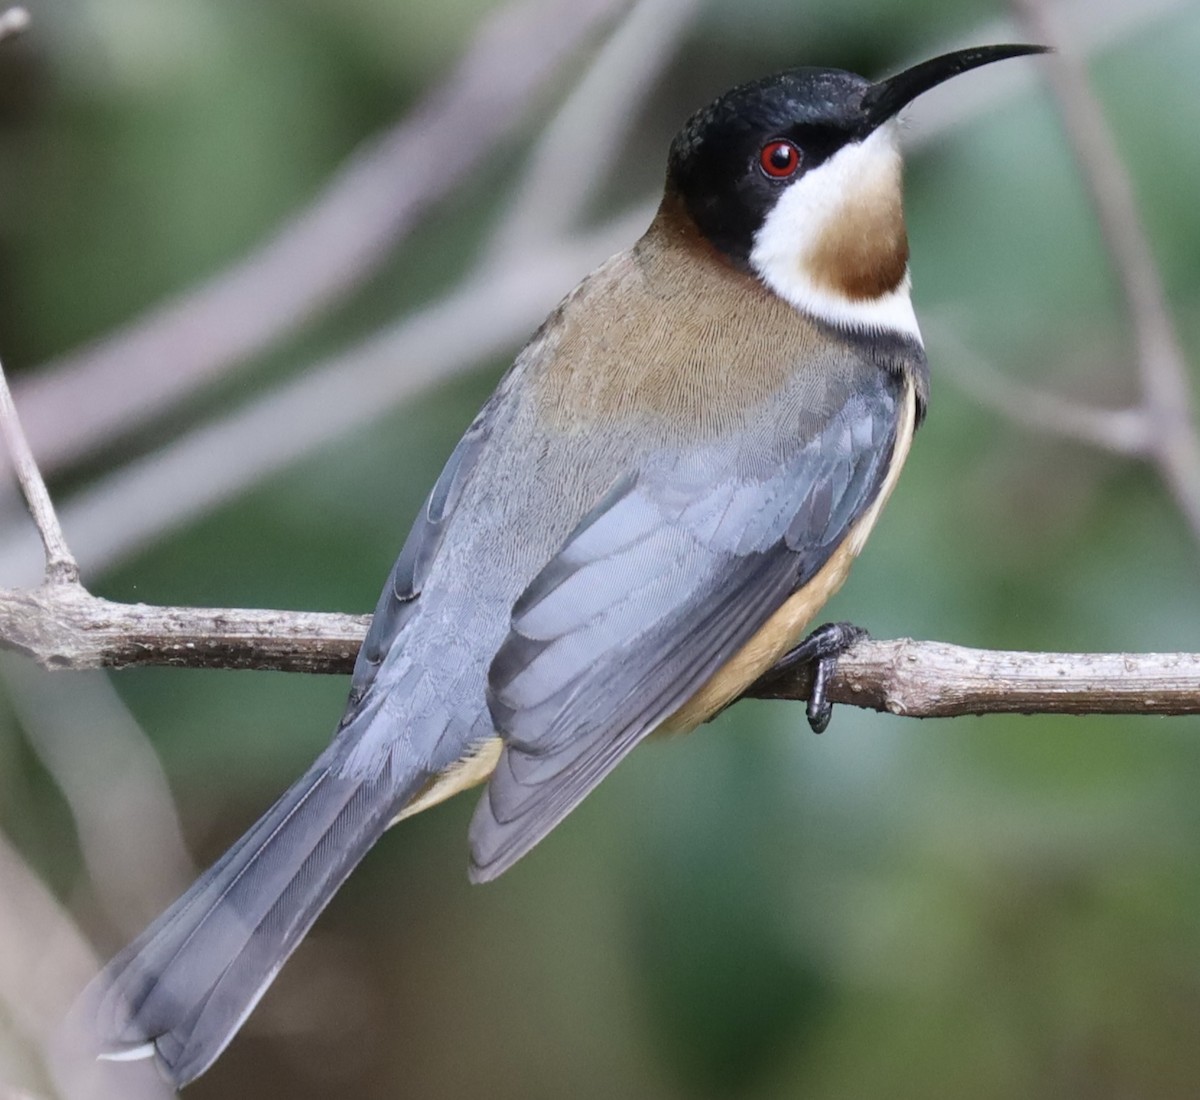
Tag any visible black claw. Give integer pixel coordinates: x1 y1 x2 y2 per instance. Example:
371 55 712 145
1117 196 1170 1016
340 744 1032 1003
806 656 834 733
757 621 867 734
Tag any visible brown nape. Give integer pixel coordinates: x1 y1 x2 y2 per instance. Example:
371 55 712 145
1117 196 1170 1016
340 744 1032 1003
806 168 909 300
649 186 748 270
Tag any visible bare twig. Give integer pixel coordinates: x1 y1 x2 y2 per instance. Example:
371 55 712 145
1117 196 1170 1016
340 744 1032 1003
12 0 629 475
1010 0 1200 540
0 354 78 584
1 583 1196 719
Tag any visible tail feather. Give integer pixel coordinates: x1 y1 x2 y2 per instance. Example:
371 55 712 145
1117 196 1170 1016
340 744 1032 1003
84 754 412 1087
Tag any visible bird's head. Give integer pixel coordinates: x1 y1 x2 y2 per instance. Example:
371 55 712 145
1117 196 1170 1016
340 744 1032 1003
666 44 1048 335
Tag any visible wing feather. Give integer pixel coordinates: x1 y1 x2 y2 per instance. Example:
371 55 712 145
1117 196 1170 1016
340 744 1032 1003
346 399 498 710
469 374 906 880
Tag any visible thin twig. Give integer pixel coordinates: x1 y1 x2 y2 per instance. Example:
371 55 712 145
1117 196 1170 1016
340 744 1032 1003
1 583 1196 719
0 354 77 584
11 0 629 475
1010 0 1200 541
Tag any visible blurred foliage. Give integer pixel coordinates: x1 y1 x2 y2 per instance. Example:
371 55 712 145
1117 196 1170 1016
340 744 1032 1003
1 0 1199 1097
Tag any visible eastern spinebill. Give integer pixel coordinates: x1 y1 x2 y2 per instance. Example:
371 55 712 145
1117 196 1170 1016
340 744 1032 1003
81 43 1047 1086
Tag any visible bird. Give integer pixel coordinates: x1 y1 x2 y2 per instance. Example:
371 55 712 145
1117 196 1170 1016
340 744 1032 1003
79 42 1047 1087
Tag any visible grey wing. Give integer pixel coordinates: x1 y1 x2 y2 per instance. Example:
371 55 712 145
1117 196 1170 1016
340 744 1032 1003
469 373 907 881
345 395 499 713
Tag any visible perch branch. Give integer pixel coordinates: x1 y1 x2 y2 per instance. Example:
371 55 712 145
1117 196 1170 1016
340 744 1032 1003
0 584 368 675
754 638 1200 719
1 583 1196 719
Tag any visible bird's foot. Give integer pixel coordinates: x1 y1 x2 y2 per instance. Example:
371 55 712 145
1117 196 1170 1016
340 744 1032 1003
760 621 867 734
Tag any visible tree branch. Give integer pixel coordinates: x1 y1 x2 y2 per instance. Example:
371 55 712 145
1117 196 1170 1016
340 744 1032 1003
3 583 1196 719
0 584 368 675
755 639 1200 719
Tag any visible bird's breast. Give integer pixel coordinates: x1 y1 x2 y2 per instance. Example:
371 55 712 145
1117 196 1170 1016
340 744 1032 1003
529 215 834 442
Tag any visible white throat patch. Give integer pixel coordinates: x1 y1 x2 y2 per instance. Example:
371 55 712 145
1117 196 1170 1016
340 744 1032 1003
749 123 922 342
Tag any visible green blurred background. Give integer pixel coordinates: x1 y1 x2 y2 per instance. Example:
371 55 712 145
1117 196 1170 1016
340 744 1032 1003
2 0 1200 1096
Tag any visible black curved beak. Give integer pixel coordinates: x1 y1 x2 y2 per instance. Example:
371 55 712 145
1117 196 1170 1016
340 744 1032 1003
860 43 1049 131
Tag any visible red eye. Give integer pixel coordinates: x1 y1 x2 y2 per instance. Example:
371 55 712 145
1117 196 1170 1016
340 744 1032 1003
759 139 800 179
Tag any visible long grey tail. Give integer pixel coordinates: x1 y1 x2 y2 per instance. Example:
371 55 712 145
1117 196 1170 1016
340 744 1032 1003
83 746 411 1088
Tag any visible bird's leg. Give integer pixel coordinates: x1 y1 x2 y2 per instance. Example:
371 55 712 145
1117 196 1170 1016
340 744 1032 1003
756 621 867 734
